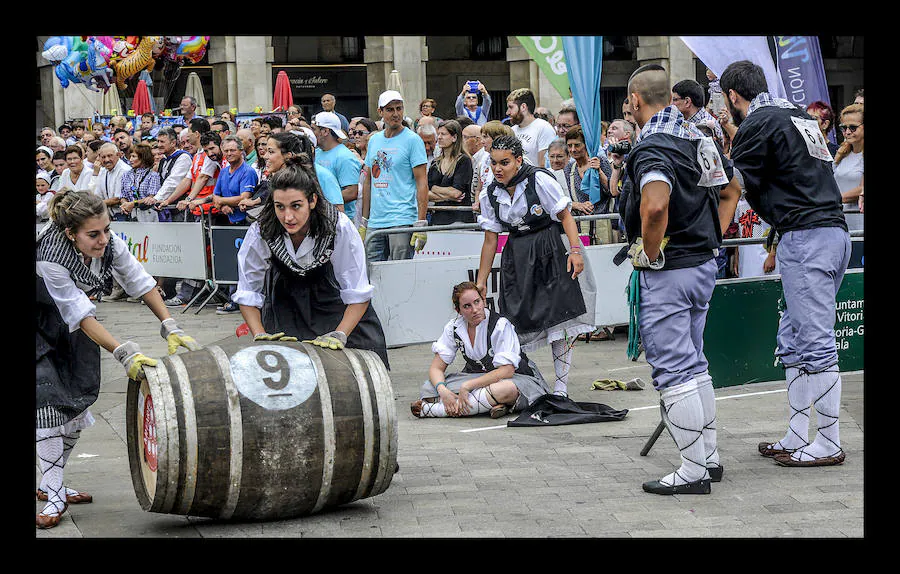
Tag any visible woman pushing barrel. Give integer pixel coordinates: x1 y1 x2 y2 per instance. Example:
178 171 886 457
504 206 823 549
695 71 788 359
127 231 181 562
232 152 389 367
475 135 596 397
411 281 552 418
36 189 200 529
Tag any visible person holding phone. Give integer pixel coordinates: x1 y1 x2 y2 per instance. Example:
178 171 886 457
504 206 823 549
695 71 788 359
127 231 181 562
456 80 492 126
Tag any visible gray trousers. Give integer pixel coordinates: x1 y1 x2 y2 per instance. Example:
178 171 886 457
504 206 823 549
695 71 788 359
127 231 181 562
775 227 851 372
639 258 718 391
365 227 415 262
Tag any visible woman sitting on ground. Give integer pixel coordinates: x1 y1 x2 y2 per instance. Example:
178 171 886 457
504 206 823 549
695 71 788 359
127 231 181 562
411 281 552 419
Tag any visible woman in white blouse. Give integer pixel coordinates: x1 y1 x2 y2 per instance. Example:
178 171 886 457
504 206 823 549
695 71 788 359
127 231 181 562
475 136 596 398
232 156 389 367
411 282 551 419
35 190 200 529
56 145 94 192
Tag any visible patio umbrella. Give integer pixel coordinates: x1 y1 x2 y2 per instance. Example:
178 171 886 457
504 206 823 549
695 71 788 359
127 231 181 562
387 69 404 95
132 79 153 116
272 70 292 112
184 71 208 114
101 84 123 116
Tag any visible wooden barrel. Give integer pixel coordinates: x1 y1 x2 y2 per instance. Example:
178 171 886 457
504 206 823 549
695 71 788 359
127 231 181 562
125 338 398 520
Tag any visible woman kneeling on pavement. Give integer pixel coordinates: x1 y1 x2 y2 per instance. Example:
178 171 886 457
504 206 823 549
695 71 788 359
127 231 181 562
36 190 200 529
411 281 552 418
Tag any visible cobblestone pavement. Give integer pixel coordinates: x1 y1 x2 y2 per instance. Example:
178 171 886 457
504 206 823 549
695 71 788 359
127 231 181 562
36 301 864 538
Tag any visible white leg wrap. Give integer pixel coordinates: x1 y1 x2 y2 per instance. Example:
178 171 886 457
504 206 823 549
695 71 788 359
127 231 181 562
35 433 66 516
792 367 842 460
771 366 811 451
418 388 494 418
658 380 709 486
551 338 574 396
696 373 719 469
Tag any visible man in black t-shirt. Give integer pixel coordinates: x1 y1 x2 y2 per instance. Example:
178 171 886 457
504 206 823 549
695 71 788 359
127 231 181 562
721 60 851 468
622 64 741 496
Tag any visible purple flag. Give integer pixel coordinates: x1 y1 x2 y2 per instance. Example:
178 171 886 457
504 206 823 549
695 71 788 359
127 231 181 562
775 36 835 143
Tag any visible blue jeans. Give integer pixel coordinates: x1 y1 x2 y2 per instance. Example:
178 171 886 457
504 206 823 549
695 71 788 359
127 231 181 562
365 226 415 262
775 227 851 372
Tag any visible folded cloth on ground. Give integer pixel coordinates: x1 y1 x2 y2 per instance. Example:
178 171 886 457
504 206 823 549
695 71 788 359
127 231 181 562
591 377 645 391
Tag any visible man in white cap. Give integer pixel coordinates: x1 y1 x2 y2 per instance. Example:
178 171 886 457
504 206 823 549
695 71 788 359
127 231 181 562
359 90 430 262
313 111 363 221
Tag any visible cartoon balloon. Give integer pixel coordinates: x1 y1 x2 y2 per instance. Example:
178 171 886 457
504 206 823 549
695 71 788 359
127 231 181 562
113 36 161 90
175 36 209 64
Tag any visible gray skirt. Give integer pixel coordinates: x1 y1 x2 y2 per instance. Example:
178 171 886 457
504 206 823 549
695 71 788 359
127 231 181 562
419 359 552 412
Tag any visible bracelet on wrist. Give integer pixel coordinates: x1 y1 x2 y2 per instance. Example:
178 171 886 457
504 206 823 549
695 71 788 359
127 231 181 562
435 381 447 391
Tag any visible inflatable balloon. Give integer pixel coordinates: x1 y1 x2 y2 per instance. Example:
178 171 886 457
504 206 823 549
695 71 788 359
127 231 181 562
162 36 182 61
110 36 138 61
113 36 161 90
175 36 209 64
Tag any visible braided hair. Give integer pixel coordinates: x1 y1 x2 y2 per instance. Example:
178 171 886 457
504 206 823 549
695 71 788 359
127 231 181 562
489 134 523 158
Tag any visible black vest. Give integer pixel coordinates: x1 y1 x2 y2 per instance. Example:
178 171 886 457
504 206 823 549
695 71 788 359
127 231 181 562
486 166 561 236
453 311 534 377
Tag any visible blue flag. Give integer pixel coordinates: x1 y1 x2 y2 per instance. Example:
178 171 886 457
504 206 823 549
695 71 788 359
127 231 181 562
562 36 604 205
775 36 835 144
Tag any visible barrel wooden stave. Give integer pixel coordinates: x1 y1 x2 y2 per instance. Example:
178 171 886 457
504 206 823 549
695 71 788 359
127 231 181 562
127 339 396 521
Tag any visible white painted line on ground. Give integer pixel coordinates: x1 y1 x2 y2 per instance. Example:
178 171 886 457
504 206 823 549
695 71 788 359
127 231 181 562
458 387 789 433
607 365 647 372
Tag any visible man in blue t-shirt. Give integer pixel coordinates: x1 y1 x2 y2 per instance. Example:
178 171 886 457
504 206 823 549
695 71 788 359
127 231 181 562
359 91 429 262
313 111 362 220
212 135 258 225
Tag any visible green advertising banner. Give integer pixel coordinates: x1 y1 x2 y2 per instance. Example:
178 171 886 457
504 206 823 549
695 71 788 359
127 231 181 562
515 36 571 100
704 270 864 388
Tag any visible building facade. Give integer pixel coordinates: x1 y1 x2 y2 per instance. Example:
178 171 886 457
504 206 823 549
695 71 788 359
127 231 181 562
36 36 863 135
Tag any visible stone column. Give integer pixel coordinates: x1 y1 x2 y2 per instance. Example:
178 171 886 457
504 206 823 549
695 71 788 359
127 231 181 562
636 36 697 84
363 36 427 119
209 36 273 114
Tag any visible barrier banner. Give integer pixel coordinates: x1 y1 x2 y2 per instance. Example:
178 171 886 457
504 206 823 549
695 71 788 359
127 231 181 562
704 270 863 388
370 243 632 347
209 226 249 284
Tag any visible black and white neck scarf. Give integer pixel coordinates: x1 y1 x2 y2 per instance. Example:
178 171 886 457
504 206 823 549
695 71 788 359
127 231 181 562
36 223 115 297
264 199 339 277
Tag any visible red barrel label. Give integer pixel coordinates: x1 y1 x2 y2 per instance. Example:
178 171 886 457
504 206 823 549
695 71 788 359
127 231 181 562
143 394 158 472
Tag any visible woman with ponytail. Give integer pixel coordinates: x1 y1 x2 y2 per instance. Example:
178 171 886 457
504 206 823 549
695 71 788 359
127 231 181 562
232 155 389 367
411 281 551 419
35 190 200 529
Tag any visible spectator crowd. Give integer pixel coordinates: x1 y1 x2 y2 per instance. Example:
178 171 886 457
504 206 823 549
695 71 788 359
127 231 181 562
36 81 864 313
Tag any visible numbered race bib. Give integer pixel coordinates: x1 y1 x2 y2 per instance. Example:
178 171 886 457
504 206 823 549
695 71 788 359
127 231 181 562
696 137 729 187
229 345 318 410
790 116 834 162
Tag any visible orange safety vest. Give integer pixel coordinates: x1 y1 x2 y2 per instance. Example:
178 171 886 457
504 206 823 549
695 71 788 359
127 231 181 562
190 152 221 216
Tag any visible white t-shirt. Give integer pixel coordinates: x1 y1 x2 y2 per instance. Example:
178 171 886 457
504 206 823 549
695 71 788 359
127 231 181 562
512 118 557 166
832 151 864 213
232 213 373 310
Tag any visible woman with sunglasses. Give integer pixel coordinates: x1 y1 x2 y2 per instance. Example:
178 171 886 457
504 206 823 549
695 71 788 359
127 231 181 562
347 119 379 227
832 104 864 231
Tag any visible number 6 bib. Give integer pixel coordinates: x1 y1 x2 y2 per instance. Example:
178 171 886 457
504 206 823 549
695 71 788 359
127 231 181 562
229 345 318 410
696 137 729 188
790 116 834 162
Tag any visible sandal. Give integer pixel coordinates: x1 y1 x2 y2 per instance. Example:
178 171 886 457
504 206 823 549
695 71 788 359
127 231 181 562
36 488 93 504
409 400 423 418
590 327 615 342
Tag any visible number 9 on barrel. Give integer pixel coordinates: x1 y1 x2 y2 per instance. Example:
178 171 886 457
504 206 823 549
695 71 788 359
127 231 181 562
229 345 318 410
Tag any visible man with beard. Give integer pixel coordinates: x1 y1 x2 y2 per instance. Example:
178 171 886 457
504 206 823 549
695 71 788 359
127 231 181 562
506 88 557 167
720 60 851 468
620 64 738 495
113 128 133 160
